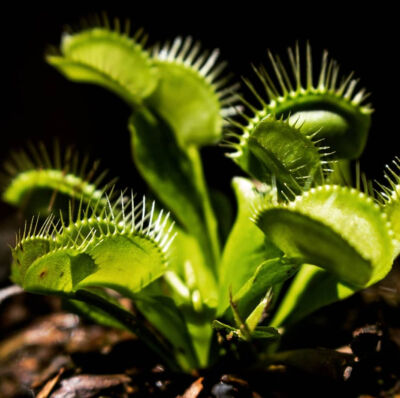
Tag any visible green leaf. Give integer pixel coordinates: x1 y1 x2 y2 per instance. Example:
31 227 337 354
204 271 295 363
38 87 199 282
229 44 372 160
270 264 354 327
181 305 215 368
78 234 168 295
247 118 324 189
212 320 279 341
169 227 218 308
47 28 158 105
146 62 221 146
263 184 397 327
147 38 232 147
379 157 400 258
245 289 273 333
65 297 129 330
212 319 238 334
251 326 280 340
233 257 300 320
256 185 394 287
210 189 234 246
11 234 53 285
23 250 96 296
15 193 173 300
2 144 111 217
129 108 219 271
217 178 282 316
271 158 400 327
135 294 199 371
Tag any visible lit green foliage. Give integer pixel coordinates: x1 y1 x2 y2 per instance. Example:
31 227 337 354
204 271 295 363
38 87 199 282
1 142 113 216
256 185 394 286
11 194 174 294
147 37 236 147
378 157 400 257
47 25 158 105
3 18 399 373
226 44 372 161
243 117 327 191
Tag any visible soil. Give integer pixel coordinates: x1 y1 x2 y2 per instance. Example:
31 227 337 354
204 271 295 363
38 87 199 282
1 217 400 397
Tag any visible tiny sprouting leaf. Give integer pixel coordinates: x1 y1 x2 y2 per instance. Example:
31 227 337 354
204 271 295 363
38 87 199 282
244 288 273 333
232 257 300 320
212 320 279 341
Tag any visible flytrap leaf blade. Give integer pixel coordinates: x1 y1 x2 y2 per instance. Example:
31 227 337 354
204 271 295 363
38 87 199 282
217 177 282 316
129 108 219 271
270 264 354 327
135 294 199 370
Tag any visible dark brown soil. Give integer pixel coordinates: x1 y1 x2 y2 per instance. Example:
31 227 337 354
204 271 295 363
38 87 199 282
1 265 400 398
1 215 400 397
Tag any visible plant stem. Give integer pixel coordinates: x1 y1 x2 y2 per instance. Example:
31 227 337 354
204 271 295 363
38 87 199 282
186 146 220 273
74 289 180 372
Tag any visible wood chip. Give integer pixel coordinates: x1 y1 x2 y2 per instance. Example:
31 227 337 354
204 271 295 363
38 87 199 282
179 377 204 398
50 374 131 398
36 368 64 398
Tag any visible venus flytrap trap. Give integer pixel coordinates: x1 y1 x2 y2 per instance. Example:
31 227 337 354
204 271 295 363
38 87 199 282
1 142 115 217
2 16 399 375
378 157 400 257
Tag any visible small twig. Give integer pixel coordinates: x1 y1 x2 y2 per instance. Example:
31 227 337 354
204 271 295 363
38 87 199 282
36 368 65 398
0 284 24 304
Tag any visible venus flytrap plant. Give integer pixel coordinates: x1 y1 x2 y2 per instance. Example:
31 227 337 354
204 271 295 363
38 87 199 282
2 17 399 374
225 44 397 330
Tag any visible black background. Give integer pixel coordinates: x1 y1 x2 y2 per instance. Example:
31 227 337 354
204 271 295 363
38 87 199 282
1 3 398 207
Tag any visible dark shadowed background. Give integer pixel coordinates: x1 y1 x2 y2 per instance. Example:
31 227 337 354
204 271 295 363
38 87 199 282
1 3 398 217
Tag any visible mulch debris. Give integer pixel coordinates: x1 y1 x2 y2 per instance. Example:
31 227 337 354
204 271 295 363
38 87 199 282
0 264 399 397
